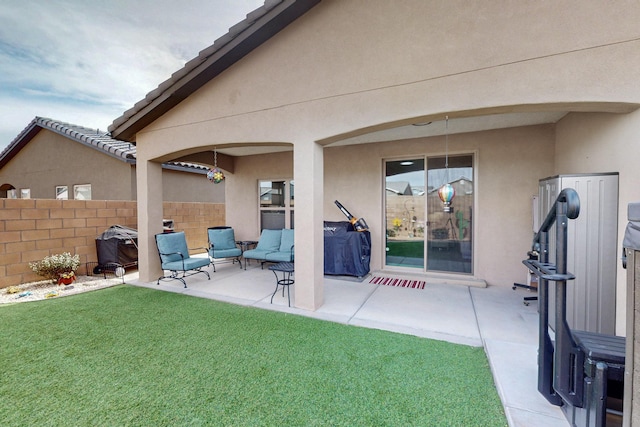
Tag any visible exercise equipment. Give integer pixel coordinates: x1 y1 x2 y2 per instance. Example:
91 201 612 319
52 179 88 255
523 188 625 426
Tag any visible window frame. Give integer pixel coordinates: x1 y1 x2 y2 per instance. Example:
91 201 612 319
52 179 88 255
56 186 68 200
73 184 92 200
258 179 294 230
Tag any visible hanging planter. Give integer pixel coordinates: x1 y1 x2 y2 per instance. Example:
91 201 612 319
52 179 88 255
207 148 225 184
207 167 225 184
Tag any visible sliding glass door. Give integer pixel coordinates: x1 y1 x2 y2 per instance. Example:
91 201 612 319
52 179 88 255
385 155 473 274
426 155 473 274
385 159 425 269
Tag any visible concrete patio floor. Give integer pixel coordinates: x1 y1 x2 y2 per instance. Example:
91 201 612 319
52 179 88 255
128 261 569 427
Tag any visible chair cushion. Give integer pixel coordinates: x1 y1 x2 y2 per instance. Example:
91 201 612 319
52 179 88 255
210 247 242 259
265 251 295 262
255 229 282 251
242 249 271 260
279 229 294 252
163 256 210 272
156 232 189 264
208 228 237 251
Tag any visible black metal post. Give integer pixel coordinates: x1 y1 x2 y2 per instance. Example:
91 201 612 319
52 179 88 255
537 229 563 405
552 198 584 408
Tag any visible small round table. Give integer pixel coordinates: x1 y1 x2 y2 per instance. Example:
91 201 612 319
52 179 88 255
236 240 258 269
268 262 294 307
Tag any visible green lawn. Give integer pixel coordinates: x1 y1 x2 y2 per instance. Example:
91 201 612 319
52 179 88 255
0 286 506 426
387 240 424 258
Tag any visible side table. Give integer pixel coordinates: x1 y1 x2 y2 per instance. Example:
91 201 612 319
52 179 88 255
236 240 258 270
268 262 294 307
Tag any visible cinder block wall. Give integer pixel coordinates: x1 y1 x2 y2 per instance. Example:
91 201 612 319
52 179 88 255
0 199 225 288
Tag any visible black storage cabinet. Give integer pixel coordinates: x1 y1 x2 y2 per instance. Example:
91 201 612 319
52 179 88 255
324 221 371 277
95 225 138 271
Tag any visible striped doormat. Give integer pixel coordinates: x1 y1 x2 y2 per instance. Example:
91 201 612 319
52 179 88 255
369 276 426 289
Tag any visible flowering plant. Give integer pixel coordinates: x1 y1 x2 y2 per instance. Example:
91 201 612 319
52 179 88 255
29 252 80 282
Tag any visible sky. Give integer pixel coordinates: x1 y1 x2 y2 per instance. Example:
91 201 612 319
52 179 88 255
0 0 265 151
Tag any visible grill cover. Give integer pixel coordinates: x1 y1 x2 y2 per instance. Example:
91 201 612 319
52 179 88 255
324 221 371 277
96 225 138 267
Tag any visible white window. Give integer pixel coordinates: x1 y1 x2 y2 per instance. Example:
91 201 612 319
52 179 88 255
258 180 294 230
73 184 91 200
20 188 30 199
6 189 17 199
56 186 68 200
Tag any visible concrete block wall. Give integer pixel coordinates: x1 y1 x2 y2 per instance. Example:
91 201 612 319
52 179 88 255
0 199 225 288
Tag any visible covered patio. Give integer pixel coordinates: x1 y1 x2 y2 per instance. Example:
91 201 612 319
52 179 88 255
109 1 640 333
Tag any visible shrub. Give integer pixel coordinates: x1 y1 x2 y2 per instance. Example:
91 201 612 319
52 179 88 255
29 252 80 282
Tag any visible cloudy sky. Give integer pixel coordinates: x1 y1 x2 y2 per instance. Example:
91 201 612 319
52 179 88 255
0 0 265 150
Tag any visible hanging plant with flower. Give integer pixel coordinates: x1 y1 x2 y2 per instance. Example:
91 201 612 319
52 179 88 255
29 252 80 283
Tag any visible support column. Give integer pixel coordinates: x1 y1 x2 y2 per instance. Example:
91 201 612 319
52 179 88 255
137 159 164 283
293 141 324 310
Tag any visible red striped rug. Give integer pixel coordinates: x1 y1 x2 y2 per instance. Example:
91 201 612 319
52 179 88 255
369 276 426 289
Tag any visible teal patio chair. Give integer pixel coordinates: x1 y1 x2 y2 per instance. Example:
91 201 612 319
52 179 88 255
242 229 282 269
207 227 242 272
265 228 295 263
155 231 210 288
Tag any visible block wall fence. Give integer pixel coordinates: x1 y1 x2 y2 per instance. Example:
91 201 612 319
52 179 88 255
0 199 225 288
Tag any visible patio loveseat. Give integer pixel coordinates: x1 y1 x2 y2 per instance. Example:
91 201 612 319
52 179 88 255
242 229 294 269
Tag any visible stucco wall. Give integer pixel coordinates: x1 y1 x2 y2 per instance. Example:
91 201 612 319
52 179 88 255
0 130 133 200
0 128 224 203
322 124 555 286
555 110 640 334
161 168 225 203
125 0 640 310
222 124 554 287
137 0 640 147
225 151 293 241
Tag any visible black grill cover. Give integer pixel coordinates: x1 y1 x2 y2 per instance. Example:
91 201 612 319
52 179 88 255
96 225 138 267
324 221 371 277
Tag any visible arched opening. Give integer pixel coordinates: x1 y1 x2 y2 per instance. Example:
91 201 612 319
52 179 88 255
0 183 17 198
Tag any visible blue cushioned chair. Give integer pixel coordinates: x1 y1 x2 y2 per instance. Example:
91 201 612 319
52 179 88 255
265 229 295 263
207 227 242 272
242 229 282 269
155 231 210 288
243 229 295 269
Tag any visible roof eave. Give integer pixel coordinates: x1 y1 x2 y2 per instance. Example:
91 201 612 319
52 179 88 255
0 119 41 169
109 0 321 142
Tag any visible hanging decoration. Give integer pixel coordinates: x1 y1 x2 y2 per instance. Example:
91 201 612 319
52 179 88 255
438 116 455 213
207 148 225 184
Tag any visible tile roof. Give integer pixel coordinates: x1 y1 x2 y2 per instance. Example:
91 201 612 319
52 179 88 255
0 117 207 173
109 0 321 141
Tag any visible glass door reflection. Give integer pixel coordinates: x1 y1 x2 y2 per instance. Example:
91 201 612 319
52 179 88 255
385 159 425 269
426 155 473 274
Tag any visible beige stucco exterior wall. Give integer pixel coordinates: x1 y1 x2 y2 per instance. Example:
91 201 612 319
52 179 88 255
224 151 293 240
129 0 640 311
0 130 134 200
0 128 224 203
323 125 555 287
161 168 225 203
555 110 640 334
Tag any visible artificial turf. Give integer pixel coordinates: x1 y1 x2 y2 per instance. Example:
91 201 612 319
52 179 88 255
0 286 506 426
386 240 424 258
